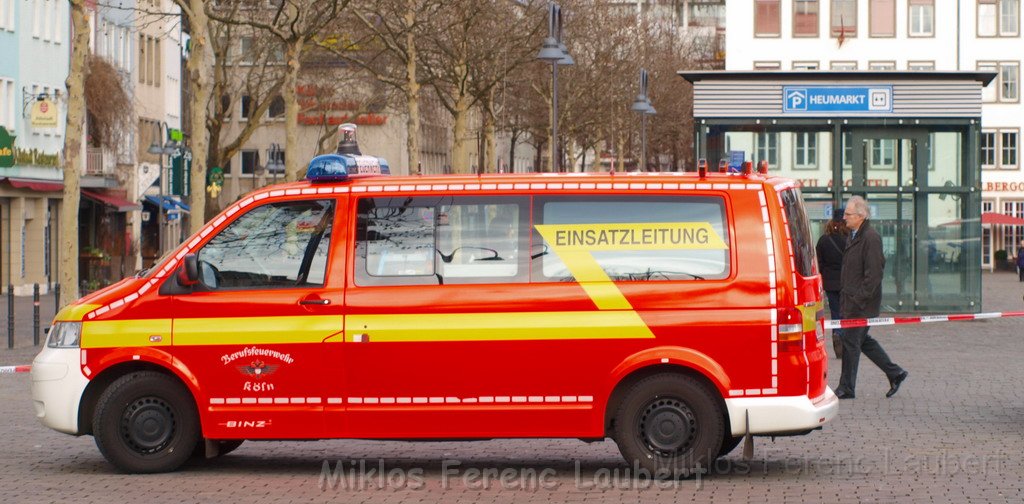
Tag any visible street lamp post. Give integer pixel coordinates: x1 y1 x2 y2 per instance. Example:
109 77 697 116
147 122 180 258
630 69 656 171
536 2 573 172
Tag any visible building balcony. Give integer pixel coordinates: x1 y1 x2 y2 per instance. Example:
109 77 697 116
83 147 120 188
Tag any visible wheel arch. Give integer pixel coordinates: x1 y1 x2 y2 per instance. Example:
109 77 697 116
603 348 731 436
78 359 198 436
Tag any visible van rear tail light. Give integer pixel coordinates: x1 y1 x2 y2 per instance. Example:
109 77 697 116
778 307 804 352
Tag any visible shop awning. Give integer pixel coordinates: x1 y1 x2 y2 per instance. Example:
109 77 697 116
1 177 63 192
943 213 1024 227
82 189 142 211
143 195 191 213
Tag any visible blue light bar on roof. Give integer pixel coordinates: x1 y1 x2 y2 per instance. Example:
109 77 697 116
305 153 390 182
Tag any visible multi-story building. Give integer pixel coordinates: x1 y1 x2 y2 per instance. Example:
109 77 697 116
726 0 1020 269
0 0 68 295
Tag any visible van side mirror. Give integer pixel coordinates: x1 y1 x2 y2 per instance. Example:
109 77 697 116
179 254 199 286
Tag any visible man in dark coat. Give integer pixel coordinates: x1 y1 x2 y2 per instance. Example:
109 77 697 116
835 196 908 399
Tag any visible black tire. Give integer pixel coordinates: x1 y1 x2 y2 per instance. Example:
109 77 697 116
612 373 724 478
718 434 742 458
93 371 199 473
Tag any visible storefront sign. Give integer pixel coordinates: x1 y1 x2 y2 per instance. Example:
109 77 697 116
783 86 892 113
30 98 59 128
0 126 15 168
984 181 1024 192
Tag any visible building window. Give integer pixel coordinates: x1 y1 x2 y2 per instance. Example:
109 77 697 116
1001 62 1019 101
755 0 781 37
908 61 935 71
982 200 993 265
138 34 146 83
0 0 16 32
793 0 819 36
0 78 13 130
268 96 285 119
830 61 858 70
1003 131 1019 168
688 0 725 28
831 0 858 37
239 36 254 65
909 0 934 36
32 0 40 38
981 131 997 168
240 95 253 120
153 38 161 87
754 61 782 70
1003 201 1024 255
842 132 853 168
980 61 1020 102
868 0 895 36
871 139 895 168
241 149 259 175
979 0 1019 36
756 133 779 167
794 132 818 169
792 61 820 70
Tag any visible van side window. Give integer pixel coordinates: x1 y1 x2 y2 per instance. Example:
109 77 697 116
533 196 731 282
196 199 334 290
779 188 816 276
355 196 528 286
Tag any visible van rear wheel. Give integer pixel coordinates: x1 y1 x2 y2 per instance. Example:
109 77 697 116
93 371 199 473
612 373 724 478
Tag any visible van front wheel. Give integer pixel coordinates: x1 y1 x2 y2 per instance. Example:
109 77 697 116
612 374 724 478
93 371 199 473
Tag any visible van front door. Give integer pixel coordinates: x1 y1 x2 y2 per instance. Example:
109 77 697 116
171 197 343 440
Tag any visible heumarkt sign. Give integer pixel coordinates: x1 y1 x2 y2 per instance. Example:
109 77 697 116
30 98 59 128
0 126 15 168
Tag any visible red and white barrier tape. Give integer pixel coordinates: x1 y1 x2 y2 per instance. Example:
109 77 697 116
0 365 31 374
824 311 1024 330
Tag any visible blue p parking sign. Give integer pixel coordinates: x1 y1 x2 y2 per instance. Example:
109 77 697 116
783 86 893 114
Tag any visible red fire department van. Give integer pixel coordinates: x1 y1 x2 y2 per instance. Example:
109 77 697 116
31 153 836 474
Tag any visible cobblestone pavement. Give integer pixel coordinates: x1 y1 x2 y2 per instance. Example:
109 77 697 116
2 274 1024 503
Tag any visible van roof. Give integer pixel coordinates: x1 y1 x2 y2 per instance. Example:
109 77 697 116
253 171 794 196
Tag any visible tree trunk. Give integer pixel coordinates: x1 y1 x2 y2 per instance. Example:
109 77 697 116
404 4 420 174
283 39 304 182
508 129 519 173
450 93 471 174
616 133 625 172
482 104 496 173
59 0 90 306
187 0 213 235
565 142 576 173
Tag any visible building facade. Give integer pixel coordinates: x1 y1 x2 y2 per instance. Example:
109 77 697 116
727 0 1021 269
0 0 67 295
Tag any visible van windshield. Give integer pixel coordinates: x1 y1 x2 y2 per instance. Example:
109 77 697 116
779 188 816 277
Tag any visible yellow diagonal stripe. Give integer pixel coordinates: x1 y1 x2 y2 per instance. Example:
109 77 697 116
346 311 655 342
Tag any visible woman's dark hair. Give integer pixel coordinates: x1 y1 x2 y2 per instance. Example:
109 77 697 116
825 219 847 236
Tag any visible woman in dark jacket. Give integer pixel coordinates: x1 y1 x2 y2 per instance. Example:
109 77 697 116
816 208 848 359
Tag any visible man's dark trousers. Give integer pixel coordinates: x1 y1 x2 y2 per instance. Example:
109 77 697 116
838 325 903 395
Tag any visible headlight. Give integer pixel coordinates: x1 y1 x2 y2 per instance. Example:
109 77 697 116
46 322 82 348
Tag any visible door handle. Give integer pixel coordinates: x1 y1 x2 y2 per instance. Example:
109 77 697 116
299 299 330 305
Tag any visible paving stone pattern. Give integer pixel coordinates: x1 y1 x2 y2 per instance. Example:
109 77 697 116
2 274 1024 503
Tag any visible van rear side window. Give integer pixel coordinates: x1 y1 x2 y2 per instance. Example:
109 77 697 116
779 188 816 276
533 196 731 282
354 196 529 286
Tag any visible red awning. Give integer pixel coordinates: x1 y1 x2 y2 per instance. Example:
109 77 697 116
81 189 142 212
2 177 63 192
981 212 1024 226
943 212 1024 226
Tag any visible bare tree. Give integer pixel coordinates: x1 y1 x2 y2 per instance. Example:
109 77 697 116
210 0 349 182
318 0 442 173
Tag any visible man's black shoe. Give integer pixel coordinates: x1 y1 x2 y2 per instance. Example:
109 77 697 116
835 390 855 400
886 371 908 398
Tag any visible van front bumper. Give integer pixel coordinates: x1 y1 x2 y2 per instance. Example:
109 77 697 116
31 347 88 435
724 387 838 437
